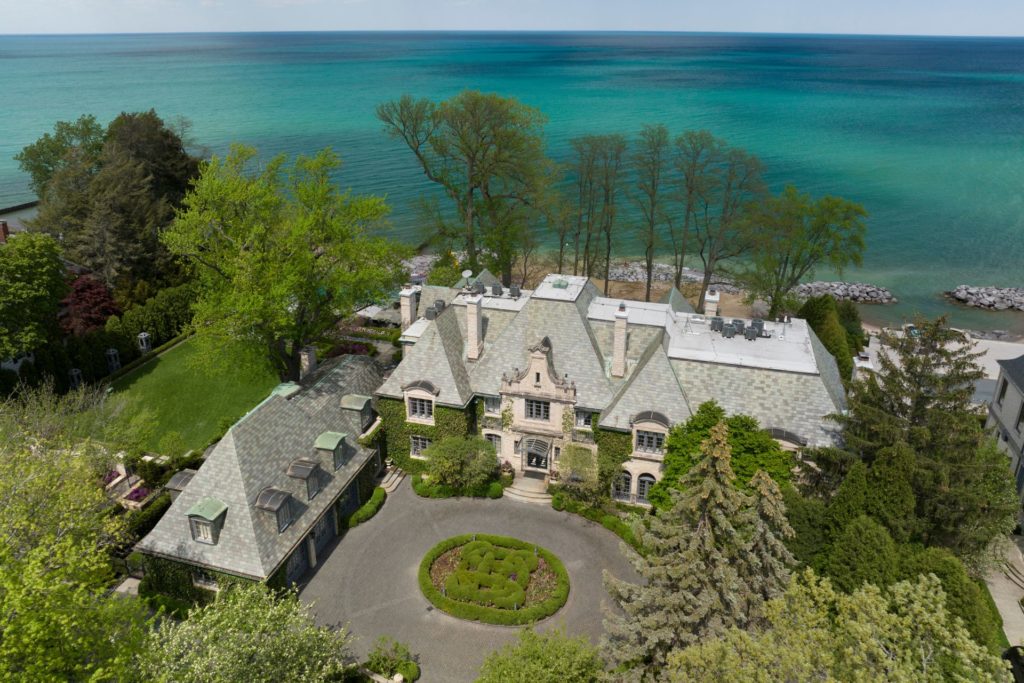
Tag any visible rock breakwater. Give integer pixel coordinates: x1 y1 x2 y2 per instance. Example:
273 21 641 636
946 285 1024 311
794 281 896 304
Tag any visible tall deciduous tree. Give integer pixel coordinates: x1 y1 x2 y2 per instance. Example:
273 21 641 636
15 114 105 196
833 318 1017 558
162 145 409 381
476 628 603 683
567 135 601 276
631 124 672 302
665 571 1011 682
603 423 753 678
0 232 67 360
0 385 151 680
739 185 867 318
596 134 628 294
139 583 353 682
671 130 719 290
377 91 552 284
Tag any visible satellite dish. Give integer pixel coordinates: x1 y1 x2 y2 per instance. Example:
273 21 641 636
461 269 473 279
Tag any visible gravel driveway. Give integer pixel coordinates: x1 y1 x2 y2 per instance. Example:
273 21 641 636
300 483 639 683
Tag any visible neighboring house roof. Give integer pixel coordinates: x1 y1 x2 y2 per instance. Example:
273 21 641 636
136 355 384 580
999 354 1024 392
659 287 696 314
454 268 502 289
378 273 846 446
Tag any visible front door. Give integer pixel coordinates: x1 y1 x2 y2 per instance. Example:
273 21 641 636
524 438 550 471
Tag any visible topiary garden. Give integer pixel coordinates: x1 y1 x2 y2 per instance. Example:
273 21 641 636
419 534 569 625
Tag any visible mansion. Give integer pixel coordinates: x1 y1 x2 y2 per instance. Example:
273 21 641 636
377 273 847 506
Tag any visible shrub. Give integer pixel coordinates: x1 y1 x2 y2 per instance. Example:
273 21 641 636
424 436 497 492
418 534 570 625
549 492 643 554
346 487 386 528
365 636 418 680
486 481 503 499
126 493 172 540
396 660 420 681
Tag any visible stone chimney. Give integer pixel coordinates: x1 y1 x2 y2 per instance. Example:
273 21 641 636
299 345 317 380
466 293 483 361
399 284 417 330
612 302 628 378
0 221 8 244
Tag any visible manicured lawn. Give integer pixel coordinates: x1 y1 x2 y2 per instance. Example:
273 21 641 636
110 339 278 455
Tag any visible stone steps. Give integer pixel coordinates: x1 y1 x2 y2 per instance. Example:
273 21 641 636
503 483 552 505
379 467 406 494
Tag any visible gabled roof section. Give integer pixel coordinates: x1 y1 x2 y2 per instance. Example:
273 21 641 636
660 287 695 314
378 306 472 407
187 498 227 521
599 334 692 430
454 268 501 289
999 354 1024 392
417 285 459 318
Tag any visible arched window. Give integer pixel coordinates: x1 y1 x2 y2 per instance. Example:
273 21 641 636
637 474 656 504
612 471 632 502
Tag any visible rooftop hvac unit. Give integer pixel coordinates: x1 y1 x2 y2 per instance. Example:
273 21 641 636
425 308 437 321
744 327 758 341
732 319 745 334
492 283 502 296
472 282 485 295
722 325 736 339
751 319 765 336
710 316 724 332
510 285 521 298
434 299 446 311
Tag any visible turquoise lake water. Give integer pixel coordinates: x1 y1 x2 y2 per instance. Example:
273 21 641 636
1 32 1023 330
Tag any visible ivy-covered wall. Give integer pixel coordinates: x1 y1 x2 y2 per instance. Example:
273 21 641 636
377 397 477 474
594 424 633 487
140 555 256 603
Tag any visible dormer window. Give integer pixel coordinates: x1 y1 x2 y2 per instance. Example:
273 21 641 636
256 488 294 533
186 498 228 545
315 431 349 471
288 459 322 501
341 394 374 432
408 397 433 420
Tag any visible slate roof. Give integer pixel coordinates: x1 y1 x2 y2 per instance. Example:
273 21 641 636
599 334 693 430
999 354 1024 392
378 273 845 445
136 355 384 580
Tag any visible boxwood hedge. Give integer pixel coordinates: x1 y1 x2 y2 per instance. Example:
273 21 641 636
346 487 386 528
418 533 569 626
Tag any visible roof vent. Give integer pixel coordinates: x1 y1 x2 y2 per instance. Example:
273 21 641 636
434 299 446 312
553 279 569 289
491 283 502 296
472 282 485 295
510 285 521 298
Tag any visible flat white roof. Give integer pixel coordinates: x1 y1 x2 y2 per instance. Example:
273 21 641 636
533 274 590 302
451 290 533 312
589 297 674 328
399 317 431 344
665 315 820 374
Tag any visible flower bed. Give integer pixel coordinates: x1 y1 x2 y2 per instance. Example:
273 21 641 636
120 485 158 511
418 534 569 625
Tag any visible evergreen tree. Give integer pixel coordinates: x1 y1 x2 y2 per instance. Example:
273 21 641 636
602 422 752 678
742 470 796 624
834 318 1017 557
824 515 900 592
824 460 868 539
863 442 917 543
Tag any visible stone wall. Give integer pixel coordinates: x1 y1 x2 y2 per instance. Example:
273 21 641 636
794 281 896 304
946 285 1024 311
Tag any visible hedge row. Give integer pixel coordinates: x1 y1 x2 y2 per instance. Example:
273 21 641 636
412 476 503 500
551 491 644 555
126 493 172 540
418 533 569 626
102 331 191 386
346 487 386 528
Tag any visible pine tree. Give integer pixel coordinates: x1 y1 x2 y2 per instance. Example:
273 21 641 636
742 470 796 625
602 422 752 678
825 460 868 539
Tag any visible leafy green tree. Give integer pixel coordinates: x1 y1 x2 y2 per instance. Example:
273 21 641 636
824 515 901 592
365 636 419 681
648 401 792 510
15 114 105 196
377 91 554 284
162 145 409 381
424 436 497 492
0 233 67 360
476 628 603 683
669 130 717 290
426 251 463 286
138 583 352 683
664 570 1011 682
739 185 867 319
631 123 672 302
557 444 601 503
603 423 754 678
595 134 629 294
0 385 151 681
833 318 1017 558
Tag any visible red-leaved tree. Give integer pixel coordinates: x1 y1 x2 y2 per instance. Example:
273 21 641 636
60 275 120 336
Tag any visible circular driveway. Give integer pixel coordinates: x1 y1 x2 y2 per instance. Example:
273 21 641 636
300 483 640 683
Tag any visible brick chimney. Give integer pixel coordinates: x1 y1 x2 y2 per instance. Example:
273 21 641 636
299 346 317 380
399 284 417 330
0 221 9 244
612 302 628 378
466 293 483 361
